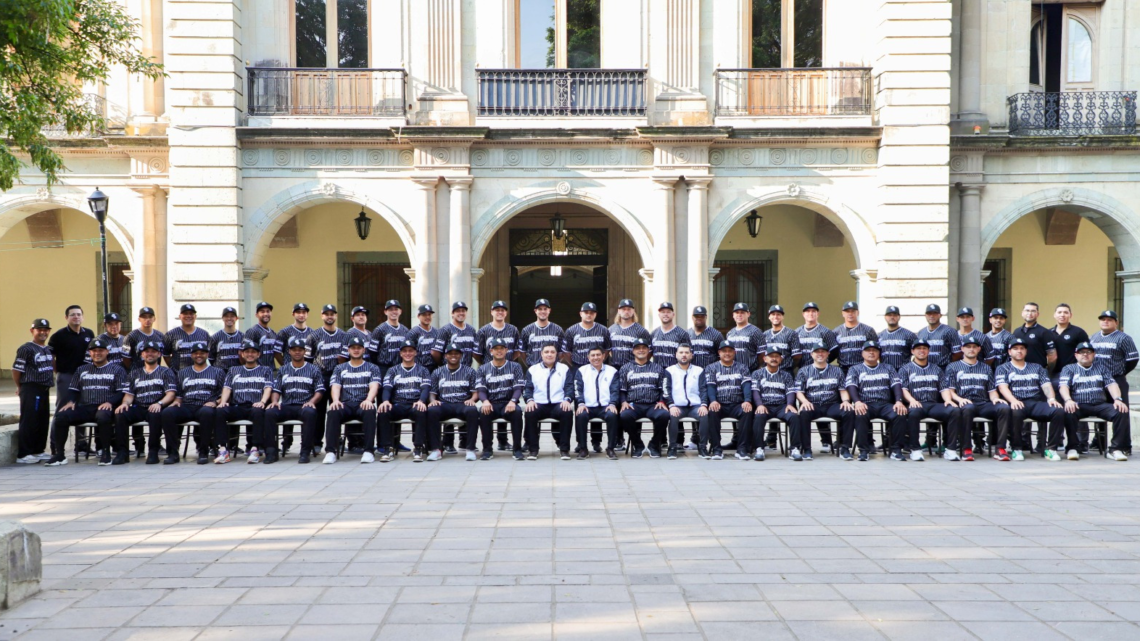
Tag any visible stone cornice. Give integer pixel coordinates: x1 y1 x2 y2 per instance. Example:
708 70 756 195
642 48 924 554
952 133 1140 152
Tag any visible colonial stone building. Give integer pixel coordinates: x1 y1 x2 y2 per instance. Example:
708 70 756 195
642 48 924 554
2 0 1138 358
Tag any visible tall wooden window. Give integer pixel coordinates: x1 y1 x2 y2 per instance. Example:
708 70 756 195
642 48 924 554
749 0 822 68
294 0 369 68
516 0 599 68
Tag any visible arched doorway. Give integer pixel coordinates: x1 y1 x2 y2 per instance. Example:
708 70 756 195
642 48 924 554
476 203 646 328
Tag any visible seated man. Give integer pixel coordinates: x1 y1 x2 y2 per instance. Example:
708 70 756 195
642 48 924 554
844 341 908 462
665 344 707 460
476 337 526 460
160 341 227 465
46 338 129 466
215 339 273 463
752 350 802 460
995 338 1064 461
323 336 382 464
941 336 1010 461
428 342 480 461
113 340 176 465
702 341 753 460
523 344 574 459
378 339 432 462
617 338 671 459
264 337 325 464
1058 341 1130 462
898 339 958 461
795 344 853 458
573 347 620 460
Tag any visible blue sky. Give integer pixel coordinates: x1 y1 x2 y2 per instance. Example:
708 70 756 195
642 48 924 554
519 0 554 68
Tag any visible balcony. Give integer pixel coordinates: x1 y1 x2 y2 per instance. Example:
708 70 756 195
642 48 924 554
476 69 647 118
715 68 873 118
246 67 406 118
42 94 126 138
1007 91 1137 136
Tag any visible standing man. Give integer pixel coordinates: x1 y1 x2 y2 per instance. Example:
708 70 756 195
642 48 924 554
475 337 525 460
432 301 478 369
665 344 706 460
406 305 440 370
573 347 620 460
428 343 480 461
609 299 651 370
915 304 961 369
726 303 766 372
1011 302 1057 369
309 304 350 454
834 301 878 374
160 341 227 465
346 306 371 345
48 305 94 409
844 341 908 462
941 337 1011 461
164 304 211 371
995 338 1064 461
796 302 839 366
617 338 671 459
898 339 958 461
987 308 1013 369
879 306 916 370
701 341 753 460
276 303 315 364
687 305 724 369
650 302 691 368
370 299 410 375
208 307 244 371
1059 341 1130 462
762 305 801 373
1090 309 1137 453
123 306 164 371
323 336 382 464
264 337 325 464
95 313 127 366
13 319 55 464
752 350 802 460
518 298 565 368
243 302 282 370
956 307 994 365
1049 303 1088 379
523 344 574 459
45 338 128 466
475 300 521 363
114 340 176 465
795 344 852 456
378 339 431 461
215 340 273 464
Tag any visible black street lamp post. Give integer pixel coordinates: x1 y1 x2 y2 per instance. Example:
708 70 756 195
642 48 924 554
355 208 372 240
87 188 110 318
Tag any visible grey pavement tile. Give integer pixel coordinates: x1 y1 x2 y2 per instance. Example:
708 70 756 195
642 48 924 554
296 604 388 625
870 621 976 641
194 625 293 641
384 603 471 624
154 588 249 606
469 602 552 623
932 601 1038 622
551 622 644 640
126 605 227 627
698 622 797 640
960 621 1068 641
374 623 466 640
37 606 145 629
851 600 951 621
1050 621 1140 640
103 627 202 641
688 601 779 622
285 625 379 641
784 620 887 641
1018 600 1121 621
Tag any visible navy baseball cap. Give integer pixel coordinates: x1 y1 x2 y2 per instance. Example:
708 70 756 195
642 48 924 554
1100 310 1119 320
31 318 51 330
189 340 210 353
925 304 942 314
221 307 238 317
912 338 930 348
659 302 674 311
768 304 785 314
346 336 367 348
843 301 859 311
492 300 508 310
286 337 307 349
138 306 156 317
293 303 309 313
418 304 435 315
180 304 197 314
632 338 650 348
692 306 708 316
400 339 418 350
810 343 830 352
861 340 880 351
104 312 122 323
240 339 260 351
733 303 750 313
534 299 551 308
487 337 508 349
885 306 900 315
322 304 337 314
256 302 273 311
351 306 369 316
618 298 635 309
384 299 401 309
140 340 163 353
1075 341 1095 352
444 342 463 354
989 308 1007 318
717 341 735 350
803 302 819 311
452 301 468 311
1007 338 1028 350
961 335 982 347
957 307 974 317
766 348 788 359
581 302 597 312
88 338 109 350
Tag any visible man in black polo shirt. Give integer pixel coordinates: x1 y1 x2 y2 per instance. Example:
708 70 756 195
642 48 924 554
48 305 95 409
1050 303 1089 378
1011 302 1056 369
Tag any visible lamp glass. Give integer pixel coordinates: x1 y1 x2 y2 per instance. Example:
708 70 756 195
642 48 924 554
355 210 371 240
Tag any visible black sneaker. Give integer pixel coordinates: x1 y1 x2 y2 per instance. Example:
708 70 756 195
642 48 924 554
513 451 525 461
560 450 571 460
592 443 602 454
858 450 869 462
606 448 618 460
890 451 906 462
496 443 510 452
264 449 279 464
146 451 159 465
98 451 112 466
632 447 644 459
647 446 661 459
349 447 365 455
163 454 180 465
480 450 494 461
298 452 311 464
667 446 678 460
196 452 209 465
112 451 129 465
134 444 146 458
698 446 710 459
840 446 853 461
576 449 587 461
444 446 458 455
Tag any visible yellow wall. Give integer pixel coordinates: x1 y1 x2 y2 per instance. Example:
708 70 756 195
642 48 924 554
262 203 409 309
989 210 1115 328
716 204 858 328
0 209 124 361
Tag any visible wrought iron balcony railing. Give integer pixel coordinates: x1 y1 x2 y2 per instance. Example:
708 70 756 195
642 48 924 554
715 68 873 117
477 69 647 117
1007 91 1137 136
42 94 126 138
247 67 407 117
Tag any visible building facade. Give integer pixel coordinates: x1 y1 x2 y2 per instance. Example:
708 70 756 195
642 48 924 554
1 0 1138 359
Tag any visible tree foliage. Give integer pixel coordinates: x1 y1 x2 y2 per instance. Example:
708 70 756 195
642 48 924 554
545 0 600 69
0 0 163 190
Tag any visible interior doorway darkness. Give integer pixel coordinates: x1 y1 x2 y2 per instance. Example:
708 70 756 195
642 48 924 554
509 228 607 329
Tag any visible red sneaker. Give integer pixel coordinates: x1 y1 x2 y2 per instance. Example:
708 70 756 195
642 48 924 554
994 448 1010 462
963 449 975 461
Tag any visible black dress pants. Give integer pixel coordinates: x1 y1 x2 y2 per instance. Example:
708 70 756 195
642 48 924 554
115 405 163 455
619 403 669 450
325 404 377 453
705 403 752 454
17 383 51 458
525 403 572 453
50 404 113 457
429 403 480 451
477 401 522 453
573 406 618 451
263 405 318 454
160 405 216 455
379 402 426 451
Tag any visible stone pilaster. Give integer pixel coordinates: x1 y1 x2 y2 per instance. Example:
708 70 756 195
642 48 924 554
686 177 712 312
651 176 679 316
650 0 709 125
411 0 470 125
411 177 441 313
447 177 473 309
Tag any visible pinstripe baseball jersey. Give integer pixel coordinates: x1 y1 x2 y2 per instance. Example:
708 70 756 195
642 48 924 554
1059 362 1116 404
277 326 315 362
687 326 724 368
562 323 611 366
519 321 565 366
761 326 801 371
406 325 439 369
726 323 766 371
1090 330 1140 376
833 323 878 369
940 360 994 403
608 322 652 369
383 363 432 403
308 327 349 373
617 361 670 405
208 329 244 371
431 364 478 403
474 323 521 360
164 326 211 371
752 367 797 406
127 365 177 405
844 363 900 404
13 342 54 386
242 324 281 370
346 326 371 346
369 321 410 367
329 361 383 406
475 361 524 402
125 328 165 369
703 361 751 404
958 329 994 361
987 328 1013 367
69 363 129 405
796 324 839 362
898 362 945 404
223 364 273 405
650 325 691 368
176 364 226 407
272 362 325 405
432 323 477 367
994 362 1051 402
878 327 916 369
915 324 960 368
90 333 126 366
795 363 845 405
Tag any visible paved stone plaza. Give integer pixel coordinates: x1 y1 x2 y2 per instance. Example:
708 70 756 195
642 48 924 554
0 452 1139 641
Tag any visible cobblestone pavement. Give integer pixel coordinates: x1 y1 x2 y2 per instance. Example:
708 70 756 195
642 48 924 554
1 448 1139 640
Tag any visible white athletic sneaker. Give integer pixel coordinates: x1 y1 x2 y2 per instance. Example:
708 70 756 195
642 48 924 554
214 448 231 464
819 444 832 454
683 442 698 450
1112 450 1128 461
910 450 925 461
323 452 337 464
247 448 260 463
16 455 40 464
426 449 441 461
754 448 766 461
1067 449 1080 461
943 449 960 461
790 448 802 461
361 451 375 464
734 451 750 460
465 450 477 462
36 452 53 461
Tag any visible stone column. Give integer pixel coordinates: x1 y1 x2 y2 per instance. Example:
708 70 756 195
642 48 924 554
651 176 678 313
470 268 485 327
411 0 469 125
850 269 879 318
957 184 984 313
953 0 988 133
411 178 440 311
639 268 656 330
686 178 711 310
242 268 269 319
448 177 473 308
130 186 165 316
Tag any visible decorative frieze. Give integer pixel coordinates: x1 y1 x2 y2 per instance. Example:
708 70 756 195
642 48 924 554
708 147 878 168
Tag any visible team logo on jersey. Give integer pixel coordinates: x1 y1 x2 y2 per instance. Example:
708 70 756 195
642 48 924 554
1064 335 1071 340
1029 334 1035 339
